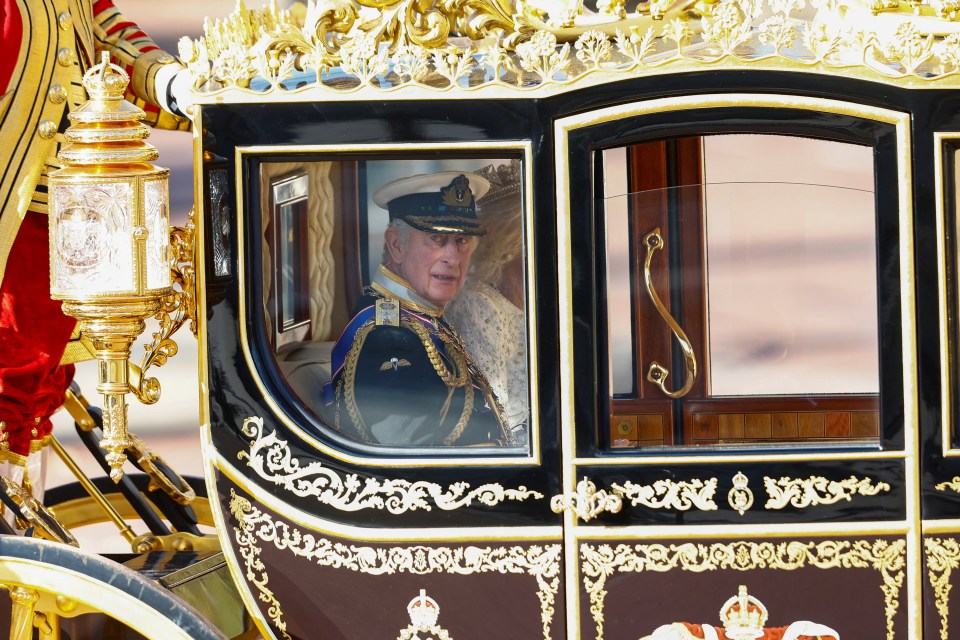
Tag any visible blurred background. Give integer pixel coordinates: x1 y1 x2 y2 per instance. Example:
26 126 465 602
48 0 249 490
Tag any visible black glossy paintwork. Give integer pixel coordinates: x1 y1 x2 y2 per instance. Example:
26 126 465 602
199 69 960 531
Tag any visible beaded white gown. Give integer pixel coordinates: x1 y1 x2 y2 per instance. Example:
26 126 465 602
446 282 528 439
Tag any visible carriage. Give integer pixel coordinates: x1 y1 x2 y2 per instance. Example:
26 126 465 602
7 0 960 637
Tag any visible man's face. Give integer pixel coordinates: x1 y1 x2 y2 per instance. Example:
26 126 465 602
386 227 477 306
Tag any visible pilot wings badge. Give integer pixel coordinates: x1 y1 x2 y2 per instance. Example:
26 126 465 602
381 357 412 371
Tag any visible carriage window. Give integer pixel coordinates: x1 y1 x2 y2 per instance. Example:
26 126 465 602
603 135 880 448
260 156 529 450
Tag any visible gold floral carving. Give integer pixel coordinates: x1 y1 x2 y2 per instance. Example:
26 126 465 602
229 490 562 640
580 539 906 640
131 210 198 405
180 0 960 95
238 417 544 513
934 476 960 493
925 536 960 640
763 475 891 510
550 478 622 522
610 477 718 511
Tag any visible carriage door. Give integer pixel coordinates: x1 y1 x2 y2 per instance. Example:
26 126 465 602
555 97 920 639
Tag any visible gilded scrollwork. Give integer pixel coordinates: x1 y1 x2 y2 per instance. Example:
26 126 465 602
238 417 543 513
580 538 906 640
550 478 622 522
181 0 960 95
610 477 718 511
924 536 960 640
229 490 562 640
131 210 198 405
934 476 960 493
763 475 891 510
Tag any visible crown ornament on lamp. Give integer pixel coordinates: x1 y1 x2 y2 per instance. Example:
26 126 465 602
719 585 768 640
48 52 173 481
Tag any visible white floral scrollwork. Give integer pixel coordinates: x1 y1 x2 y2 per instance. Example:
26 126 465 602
238 417 543 514
230 491 562 640
550 478 622 522
764 474 891 510
581 538 906 640
610 477 718 511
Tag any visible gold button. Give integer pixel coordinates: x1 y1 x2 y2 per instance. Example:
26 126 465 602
38 120 57 139
30 428 37 437
33 417 40 424
47 84 67 104
57 48 75 67
0 422 5 429
57 12 71 30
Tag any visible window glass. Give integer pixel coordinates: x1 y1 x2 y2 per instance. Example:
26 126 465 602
603 135 880 449
260 156 529 451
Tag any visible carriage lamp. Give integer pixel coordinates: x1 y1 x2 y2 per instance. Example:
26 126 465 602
48 53 172 482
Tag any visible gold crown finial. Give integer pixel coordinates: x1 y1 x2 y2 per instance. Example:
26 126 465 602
83 52 129 101
719 585 768 640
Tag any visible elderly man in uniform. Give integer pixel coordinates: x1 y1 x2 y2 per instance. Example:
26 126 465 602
326 172 508 447
0 0 190 491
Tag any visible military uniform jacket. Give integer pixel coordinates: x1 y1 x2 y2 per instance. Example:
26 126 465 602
327 266 506 447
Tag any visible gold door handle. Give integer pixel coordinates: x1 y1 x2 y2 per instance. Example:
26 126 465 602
550 478 622 522
642 228 697 399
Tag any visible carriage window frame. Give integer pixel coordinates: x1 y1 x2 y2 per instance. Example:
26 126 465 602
557 97 914 461
237 143 541 467
936 134 960 457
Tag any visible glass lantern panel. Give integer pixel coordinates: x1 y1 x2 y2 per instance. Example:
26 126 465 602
51 181 135 295
144 177 171 291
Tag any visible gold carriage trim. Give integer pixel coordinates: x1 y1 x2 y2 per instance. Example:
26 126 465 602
610 477 718 511
238 417 543 512
934 475 960 492
229 489 561 640
180 0 960 97
924 536 960 640
579 538 906 640
764 474 891 509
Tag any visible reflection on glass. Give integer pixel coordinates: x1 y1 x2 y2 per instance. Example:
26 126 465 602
602 134 880 449
278 201 306 330
704 182 877 396
262 157 529 451
603 147 635 396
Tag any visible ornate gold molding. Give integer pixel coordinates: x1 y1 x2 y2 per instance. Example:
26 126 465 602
763 474 891 509
934 476 960 492
925 536 960 640
238 417 543 512
610 477 718 511
229 490 561 639
550 478 622 522
580 538 906 640
181 0 960 97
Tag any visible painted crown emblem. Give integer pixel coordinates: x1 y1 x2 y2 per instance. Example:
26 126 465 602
407 589 441 629
719 585 768 640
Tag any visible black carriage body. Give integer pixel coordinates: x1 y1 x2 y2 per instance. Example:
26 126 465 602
196 64 960 639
